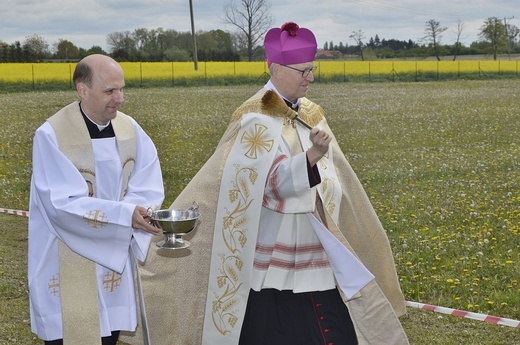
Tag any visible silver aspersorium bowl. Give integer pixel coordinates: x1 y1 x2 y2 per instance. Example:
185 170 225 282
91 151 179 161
151 202 200 250
151 208 200 234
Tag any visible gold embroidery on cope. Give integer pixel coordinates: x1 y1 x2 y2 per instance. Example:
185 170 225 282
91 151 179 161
318 151 330 170
211 119 277 336
283 117 295 128
241 123 274 159
321 177 337 216
213 164 257 335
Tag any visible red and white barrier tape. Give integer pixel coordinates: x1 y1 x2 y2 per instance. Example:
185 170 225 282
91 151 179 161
2 208 29 217
3 207 520 328
406 300 520 328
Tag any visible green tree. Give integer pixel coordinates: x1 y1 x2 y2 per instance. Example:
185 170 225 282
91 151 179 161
0 41 9 62
504 22 520 58
158 29 181 54
197 30 237 60
374 34 381 48
338 42 346 54
86 46 107 55
54 39 79 60
479 17 507 60
164 47 190 61
9 41 22 62
23 34 50 61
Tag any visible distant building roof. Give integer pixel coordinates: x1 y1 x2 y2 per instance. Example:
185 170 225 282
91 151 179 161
316 49 342 59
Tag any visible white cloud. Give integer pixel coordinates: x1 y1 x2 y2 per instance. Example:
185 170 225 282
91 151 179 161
0 0 517 51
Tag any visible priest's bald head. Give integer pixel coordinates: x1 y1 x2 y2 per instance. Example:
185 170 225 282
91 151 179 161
73 54 125 125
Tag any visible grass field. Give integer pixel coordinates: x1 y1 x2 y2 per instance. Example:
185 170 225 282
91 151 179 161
0 80 519 344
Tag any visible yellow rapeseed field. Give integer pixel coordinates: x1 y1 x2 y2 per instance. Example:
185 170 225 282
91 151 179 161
0 61 518 85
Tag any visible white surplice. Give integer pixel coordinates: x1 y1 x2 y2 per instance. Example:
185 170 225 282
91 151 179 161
251 108 374 296
28 118 164 341
251 133 337 293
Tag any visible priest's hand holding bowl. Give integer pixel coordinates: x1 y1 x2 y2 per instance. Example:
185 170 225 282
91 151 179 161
133 205 162 236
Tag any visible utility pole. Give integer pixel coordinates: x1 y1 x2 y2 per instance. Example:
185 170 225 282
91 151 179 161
189 0 198 70
503 16 514 60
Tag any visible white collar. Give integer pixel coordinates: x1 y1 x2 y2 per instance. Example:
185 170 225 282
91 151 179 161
264 80 300 108
80 103 111 131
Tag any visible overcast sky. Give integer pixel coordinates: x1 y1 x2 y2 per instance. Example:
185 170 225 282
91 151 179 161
1 0 518 52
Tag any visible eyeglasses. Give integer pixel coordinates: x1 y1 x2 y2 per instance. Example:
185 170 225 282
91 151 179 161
280 64 318 78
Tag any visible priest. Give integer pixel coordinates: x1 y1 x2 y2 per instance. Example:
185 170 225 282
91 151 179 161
28 54 164 345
